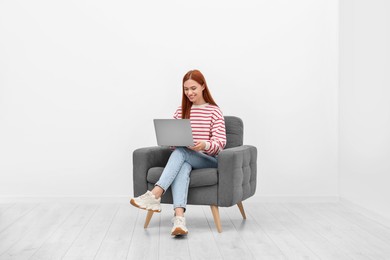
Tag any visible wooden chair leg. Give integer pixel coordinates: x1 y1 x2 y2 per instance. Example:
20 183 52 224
210 205 222 233
144 211 154 229
237 201 247 219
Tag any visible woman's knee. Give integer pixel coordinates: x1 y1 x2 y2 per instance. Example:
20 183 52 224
182 162 192 172
176 162 192 177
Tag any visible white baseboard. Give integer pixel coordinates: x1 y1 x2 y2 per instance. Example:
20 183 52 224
0 195 340 204
340 197 390 229
250 194 340 203
0 196 130 204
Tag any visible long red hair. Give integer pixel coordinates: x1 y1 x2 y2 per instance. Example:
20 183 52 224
181 70 218 119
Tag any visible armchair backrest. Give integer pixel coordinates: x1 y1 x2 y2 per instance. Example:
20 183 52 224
224 116 243 149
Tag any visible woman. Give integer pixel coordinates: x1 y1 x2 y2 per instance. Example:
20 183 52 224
130 69 226 236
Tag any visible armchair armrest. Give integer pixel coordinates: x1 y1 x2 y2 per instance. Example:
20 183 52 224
132 146 172 196
217 145 257 207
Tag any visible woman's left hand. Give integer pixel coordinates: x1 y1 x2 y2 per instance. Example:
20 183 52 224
188 141 206 152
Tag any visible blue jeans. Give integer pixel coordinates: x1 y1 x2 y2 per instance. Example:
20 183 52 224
155 147 218 211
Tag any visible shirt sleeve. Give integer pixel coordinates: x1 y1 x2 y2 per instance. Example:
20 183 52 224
173 106 181 119
203 108 227 156
169 107 182 150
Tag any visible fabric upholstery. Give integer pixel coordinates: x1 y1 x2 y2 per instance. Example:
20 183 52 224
133 146 172 197
224 116 243 149
147 167 218 188
216 145 257 206
132 116 257 208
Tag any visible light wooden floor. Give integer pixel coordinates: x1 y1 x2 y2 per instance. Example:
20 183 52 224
0 201 390 260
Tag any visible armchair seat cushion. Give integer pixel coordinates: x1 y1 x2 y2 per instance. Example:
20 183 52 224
147 167 218 188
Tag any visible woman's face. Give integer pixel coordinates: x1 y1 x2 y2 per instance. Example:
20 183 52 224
183 79 205 105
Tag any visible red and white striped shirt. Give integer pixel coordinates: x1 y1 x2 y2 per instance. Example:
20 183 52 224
173 103 227 156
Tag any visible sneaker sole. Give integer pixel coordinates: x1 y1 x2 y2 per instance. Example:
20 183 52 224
130 198 161 213
171 227 188 236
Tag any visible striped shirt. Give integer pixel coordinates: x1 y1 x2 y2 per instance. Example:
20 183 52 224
173 103 227 156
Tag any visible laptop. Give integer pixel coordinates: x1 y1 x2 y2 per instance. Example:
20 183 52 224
153 119 194 147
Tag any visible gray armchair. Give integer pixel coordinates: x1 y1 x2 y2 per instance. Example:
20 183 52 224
132 116 257 232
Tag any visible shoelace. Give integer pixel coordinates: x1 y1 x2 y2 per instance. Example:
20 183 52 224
139 192 151 199
173 217 185 226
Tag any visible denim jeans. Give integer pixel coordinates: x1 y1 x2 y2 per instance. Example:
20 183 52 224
155 147 218 211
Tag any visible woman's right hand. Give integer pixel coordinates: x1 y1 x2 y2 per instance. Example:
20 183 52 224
188 141 206 152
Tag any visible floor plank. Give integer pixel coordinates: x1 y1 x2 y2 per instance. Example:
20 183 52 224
204 206 254 260
29 204 98 260
328 203 390 246
0 204 15 215
0 204 62 256
0 203 38 234
224 204 287 259
0 203 76 259
264 203 353 260
126 206 160 260
247 203 321 259
284 203 378 260
308 203 390 259
0 200 390 259
94 205 138 260
186 205 223 260
62 204 120 260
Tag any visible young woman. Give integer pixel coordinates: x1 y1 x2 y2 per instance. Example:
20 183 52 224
130 69 226 236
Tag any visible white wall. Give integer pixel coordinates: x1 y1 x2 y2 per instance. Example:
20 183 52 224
340 0 390 218
0 0 339 198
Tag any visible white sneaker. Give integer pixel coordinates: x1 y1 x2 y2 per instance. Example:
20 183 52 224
130 191 161 212
171 216 188 236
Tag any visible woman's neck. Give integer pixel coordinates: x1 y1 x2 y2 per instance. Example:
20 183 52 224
192 99 207 106
192 102 209 108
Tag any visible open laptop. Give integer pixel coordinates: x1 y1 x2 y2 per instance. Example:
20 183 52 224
153 119 194 147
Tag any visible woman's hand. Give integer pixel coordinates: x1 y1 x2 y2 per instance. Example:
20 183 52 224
188 141 206 152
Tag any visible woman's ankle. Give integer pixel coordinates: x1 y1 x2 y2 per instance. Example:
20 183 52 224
174 207 185 217
151 186 164 199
